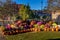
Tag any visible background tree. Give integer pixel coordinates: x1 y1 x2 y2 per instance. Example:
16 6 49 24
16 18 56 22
47 0 60 12
0 0 17 21
19 4 31 20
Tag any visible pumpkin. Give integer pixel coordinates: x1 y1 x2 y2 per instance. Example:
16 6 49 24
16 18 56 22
34 24 38 28
4 31 6 35
37 22 42 26
47 28 50 31
32 28 35 31
34 28 37 32
0 26 5 31
2 32 6 36
17 20 22 24
13 31 15 34
49 21 52 25
38 28 40 32
52 22 57 28
19 30 21 33
45 23 50 28
2 32 5 35
30 20 36 25
6 24 11 30
16 30 19 33
56 27 58 31
6 32 9 35
30 28 32 31
52 28 54 31
9 31 12 35
39 24 44 30
27 29 29 32
21 30 23 32
23 30 26 32
44 28 47 31
20 26 24 30
11 24 15 28
3 31 6 35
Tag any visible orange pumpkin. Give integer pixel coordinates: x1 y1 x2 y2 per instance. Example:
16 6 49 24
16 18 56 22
38 28 40 32
27 29 30 32
19 30 21 33
7 32 10 35
30 20 36 25
5 32 7 35
4 31 6 35
13 31 15 34
32 28 35 31
47 28 50 31
56 28 58 31
23 30 26 32
17 20 22 24
30 28 33 31
21 30 23 32
52 28 54 31
10 31 12 34
44 28 47 31
16 30 19 33
2 32 5 35
34 28 37 32
2 32 6 36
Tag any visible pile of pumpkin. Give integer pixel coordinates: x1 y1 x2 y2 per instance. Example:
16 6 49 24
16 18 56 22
0 20 60 35
0 20 36 35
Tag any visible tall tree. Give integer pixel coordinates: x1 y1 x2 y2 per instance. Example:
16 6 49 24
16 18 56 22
0 0 17 21
47 0 60 12
19 4 31 20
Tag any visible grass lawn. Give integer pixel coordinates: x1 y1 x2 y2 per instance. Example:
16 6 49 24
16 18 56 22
5 31 60 40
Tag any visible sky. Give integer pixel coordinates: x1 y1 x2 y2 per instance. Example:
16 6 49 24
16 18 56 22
0 0 48 10
12 0 48 10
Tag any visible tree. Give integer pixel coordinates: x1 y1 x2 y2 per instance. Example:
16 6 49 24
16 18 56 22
47 0 60 12
19 4 31 20
0 0 18 21
4 0 17 20
29 10 35 19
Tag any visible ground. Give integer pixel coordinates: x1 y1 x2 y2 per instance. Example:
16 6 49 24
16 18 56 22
0 35 5 40
0 29 5 40
4 31 60 40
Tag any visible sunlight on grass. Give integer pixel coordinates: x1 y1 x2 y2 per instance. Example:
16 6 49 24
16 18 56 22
5 31 60 40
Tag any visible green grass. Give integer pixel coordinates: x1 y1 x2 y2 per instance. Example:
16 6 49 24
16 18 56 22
5 31 60 40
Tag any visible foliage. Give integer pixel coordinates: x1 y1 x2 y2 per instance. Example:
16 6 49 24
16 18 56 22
19 4 31 20
30 10 40 20
48 0 60 11
0 0 17 20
